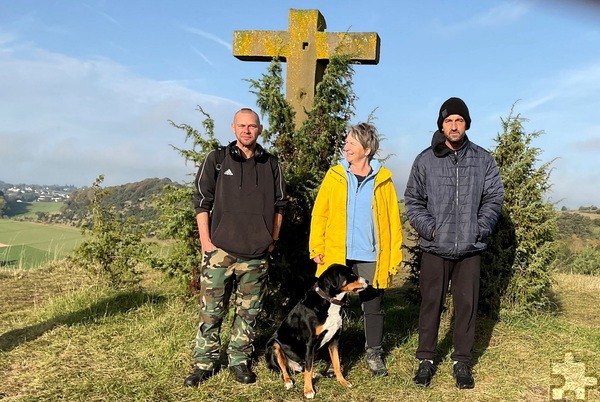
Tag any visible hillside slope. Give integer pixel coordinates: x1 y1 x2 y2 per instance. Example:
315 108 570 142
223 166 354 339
0 266 598 401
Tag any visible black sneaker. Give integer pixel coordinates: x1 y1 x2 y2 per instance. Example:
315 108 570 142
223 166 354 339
453 361 475 389
183 367 217 387
413 360 435 387
229 363 256 384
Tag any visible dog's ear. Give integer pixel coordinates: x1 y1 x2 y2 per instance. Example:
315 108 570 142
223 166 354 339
321 264 351 293
331 265 345 290
318 264 340 292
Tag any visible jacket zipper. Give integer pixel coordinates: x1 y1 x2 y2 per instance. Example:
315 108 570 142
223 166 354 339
454 151 459 253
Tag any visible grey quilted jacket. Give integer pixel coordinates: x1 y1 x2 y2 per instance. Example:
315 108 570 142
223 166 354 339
404 131 504 259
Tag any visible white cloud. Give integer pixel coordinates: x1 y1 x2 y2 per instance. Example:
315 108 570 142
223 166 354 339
526 62 600 108
549 158 599 208
191 46 215 67
474 1 531 26
559 63 600 99
0 38 241 187
0 32 18 49
571 125 600 152
182 26 232 51
508 61 600 156
519 95 556 112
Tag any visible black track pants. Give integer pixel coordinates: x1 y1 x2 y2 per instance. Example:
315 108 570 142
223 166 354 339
416 251 480 363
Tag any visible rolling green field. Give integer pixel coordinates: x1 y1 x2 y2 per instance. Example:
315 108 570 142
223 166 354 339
5 200 65 219
0 220 83 269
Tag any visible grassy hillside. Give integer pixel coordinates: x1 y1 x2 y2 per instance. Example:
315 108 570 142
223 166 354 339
0 266 598 401
5 201 64 219
0 220 82 269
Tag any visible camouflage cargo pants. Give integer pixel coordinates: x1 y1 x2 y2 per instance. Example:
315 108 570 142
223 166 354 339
192 248 268 369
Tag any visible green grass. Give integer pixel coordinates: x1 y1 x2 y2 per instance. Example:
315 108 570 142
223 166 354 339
0 220 83 268
5 201 65 219
1 266 599 401
0 244 53 268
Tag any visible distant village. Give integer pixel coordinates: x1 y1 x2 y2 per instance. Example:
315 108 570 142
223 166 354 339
0 183 79 203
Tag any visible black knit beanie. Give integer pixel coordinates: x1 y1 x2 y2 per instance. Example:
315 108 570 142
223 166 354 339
437 97 471 131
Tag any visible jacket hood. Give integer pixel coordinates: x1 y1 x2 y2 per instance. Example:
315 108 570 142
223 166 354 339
431 130 452 158
340 158 382 175
431 130 470 158
337 159 392 187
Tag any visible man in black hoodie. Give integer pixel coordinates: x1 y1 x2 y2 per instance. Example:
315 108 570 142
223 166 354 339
184 108 287 387
404 97 503 389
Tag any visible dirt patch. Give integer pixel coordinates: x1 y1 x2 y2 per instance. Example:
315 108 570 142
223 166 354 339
0 243 9 247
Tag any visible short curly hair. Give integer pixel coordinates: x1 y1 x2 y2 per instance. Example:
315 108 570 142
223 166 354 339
346 122 380 160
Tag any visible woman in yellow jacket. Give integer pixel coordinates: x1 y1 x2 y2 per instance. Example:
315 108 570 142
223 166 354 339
309 122 403 376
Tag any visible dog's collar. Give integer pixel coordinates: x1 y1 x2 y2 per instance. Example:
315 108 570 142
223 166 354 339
312 284 349 306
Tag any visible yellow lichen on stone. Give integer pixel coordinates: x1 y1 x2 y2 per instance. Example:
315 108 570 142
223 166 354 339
318 32 379 62
233 31 288 59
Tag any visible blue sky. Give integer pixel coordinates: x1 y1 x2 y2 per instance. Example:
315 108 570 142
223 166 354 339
1 0 599 209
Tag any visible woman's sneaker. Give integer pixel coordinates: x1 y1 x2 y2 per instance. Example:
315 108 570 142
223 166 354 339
366 347 388 377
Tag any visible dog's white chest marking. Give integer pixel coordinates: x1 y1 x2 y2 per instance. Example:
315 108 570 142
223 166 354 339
317 292 345 349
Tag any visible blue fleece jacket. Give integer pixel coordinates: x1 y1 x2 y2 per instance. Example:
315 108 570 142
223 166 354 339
342 159 381 262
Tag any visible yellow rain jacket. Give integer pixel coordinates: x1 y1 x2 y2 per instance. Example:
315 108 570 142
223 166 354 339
309 164 403 289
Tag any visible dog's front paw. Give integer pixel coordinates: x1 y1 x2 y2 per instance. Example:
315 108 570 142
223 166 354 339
304 387 316 399
337 378 352 388
284 379 294 390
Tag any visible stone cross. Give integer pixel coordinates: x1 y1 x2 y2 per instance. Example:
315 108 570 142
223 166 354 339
233 9 380 127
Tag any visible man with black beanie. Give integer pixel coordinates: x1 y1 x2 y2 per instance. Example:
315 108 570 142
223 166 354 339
404 97 504 389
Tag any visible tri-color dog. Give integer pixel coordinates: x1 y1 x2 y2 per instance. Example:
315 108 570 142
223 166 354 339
265 263 367 398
